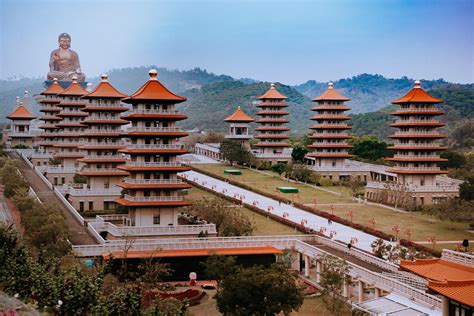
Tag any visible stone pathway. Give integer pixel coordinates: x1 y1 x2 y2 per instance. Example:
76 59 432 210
181 170 389 252
12 153 96 245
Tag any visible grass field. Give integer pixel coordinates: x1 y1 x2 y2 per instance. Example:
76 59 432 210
190 164 472 245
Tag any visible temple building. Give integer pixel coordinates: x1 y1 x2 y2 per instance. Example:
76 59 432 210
224 106 254 149
254 83 292 164
306 82 353 181
37 79 64 157
88 69 216 239
66 74 129 212
5 101 37 148
365 81 459 205
51 76 89 184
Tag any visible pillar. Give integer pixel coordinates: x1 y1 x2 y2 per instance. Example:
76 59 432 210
304 255 310 277
342 279 349 298
374 287 381 298
358 280 364 303
291 252 301 271
316 260 321 283
442 297 449 316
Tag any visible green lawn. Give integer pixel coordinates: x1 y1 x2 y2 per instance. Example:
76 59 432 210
191 164 473 244
185 187 296 236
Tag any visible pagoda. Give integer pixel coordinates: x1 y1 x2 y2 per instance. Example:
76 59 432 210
50 76 89 184
254 83 291 164
5 102 37 148
224 106 254 149
307 82 352 180
37 78 64 155
106 69 216 238
66 74 129 212
366 81 458 205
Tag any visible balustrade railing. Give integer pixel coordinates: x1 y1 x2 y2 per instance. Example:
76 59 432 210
123 178 183 184
123 194 183 202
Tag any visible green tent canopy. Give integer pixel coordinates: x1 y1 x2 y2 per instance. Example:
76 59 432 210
277 186 299 193
224 169 242 175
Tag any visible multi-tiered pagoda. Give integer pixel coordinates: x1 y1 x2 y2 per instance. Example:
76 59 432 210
366 81 459 205
307 82 352 180
224 106 254 149
37 78 63 155
113 69 215 237
5 102 37 148
254 83 291 164
66 74 129 212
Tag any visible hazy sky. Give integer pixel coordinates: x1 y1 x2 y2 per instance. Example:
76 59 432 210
1 0 473 84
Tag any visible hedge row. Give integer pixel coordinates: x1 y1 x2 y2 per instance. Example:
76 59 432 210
188 165 442 258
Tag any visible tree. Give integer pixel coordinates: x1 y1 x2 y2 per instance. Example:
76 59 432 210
1 160 29 197
291 146 308 163
459 176 474 201
285 163 313 183
219 139 253 165
341 177 366 197
317 254 351 315
434 198 473 229
349 135 392 162
182 198 253 236
271 162 287 177
202 254 237 281
215 265 304 316
439 151 466 170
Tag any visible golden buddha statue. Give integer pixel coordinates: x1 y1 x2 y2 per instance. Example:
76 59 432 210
47 33 85 82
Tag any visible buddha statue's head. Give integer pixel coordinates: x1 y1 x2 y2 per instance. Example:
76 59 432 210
58 33 71 49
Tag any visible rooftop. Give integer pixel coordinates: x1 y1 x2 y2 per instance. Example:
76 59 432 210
224 106 254 122
40 78 64 95
392 81 443 104
312 82 350 101
257 83 288 100
7 103 37 120
83 74 127 99
428 279 474 307
400 258 474 282
58 77 88 96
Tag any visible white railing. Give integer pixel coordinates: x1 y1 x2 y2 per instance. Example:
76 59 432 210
256 119 288 122
442 249 474 267
82 142 124 147
256 142 289 146
123 195 184 202
87 101 123 108
81 168 125 173
96 214 130 222
126 127 181 132
54 152 85 157
311 133 351 137
125 162 182 167
83 155 125 160
85 128 121 134
127 144 184 150
58 110 87 115
90 221 217 237
393 143 442 147
225 134 253 139
33 166 53 190
254 153 292 158
53 187 85 225
41 106 61 111
311 123 350 127
366 181 459 193
394 166 441 171
38 133 58 137
312 115 350 119
63 187 122 196
126 109 180 115
9 132 36 137
393 120 440 124
39 166 78 173
392 131 443 136
392 154 440 159
254 134 285 138
195 143 220 153
123 178 184 185
397 107 441 112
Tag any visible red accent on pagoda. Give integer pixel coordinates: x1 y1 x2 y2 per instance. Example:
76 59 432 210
78 74 129 181
307 82 353 161
6 103 37 120
224 106 254 122
117 70 191 210
387 81 447 175
254 84 290 151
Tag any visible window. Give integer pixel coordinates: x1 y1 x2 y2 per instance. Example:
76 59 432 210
153 213 160 225
54 177 58 185
61 177 65 184
79 201 84 212
88 201 93 210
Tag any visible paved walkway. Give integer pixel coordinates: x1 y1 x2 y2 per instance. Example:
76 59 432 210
181 170 388 252
0 189 14 225
12 154 96 245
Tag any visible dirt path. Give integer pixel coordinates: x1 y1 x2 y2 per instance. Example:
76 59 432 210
12 154 96 245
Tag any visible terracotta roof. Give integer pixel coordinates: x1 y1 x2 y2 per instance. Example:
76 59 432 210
257 84 288 100
7 103 37 120
400 258 474 282
392 81 443 104
41 78 64 95
124 69 186 103
58 77 88 96
83 74 127 99
103 246 282 260
428 279 474 307
312 82 350 101
224 106 254 122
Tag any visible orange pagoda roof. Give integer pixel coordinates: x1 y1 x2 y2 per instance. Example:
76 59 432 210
40 78 64 95
224 106 254 122
83 74 127 99
400 258 474 282
7 103 37 120
428 279 474 307
312 82 350 101
58 77 88 96
103 246 281 260
392 81 443 104
257 83 288 100
124 69 186 103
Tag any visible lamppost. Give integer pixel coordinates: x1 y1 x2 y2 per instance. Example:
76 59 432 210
391 225 400 241
404 228 412 242
368 217 375 229
428 236 437 250
347 211 354 224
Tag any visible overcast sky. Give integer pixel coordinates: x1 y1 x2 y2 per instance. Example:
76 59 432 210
1 0 473 84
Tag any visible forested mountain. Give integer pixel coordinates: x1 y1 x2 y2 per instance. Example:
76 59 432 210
1 68 472 146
